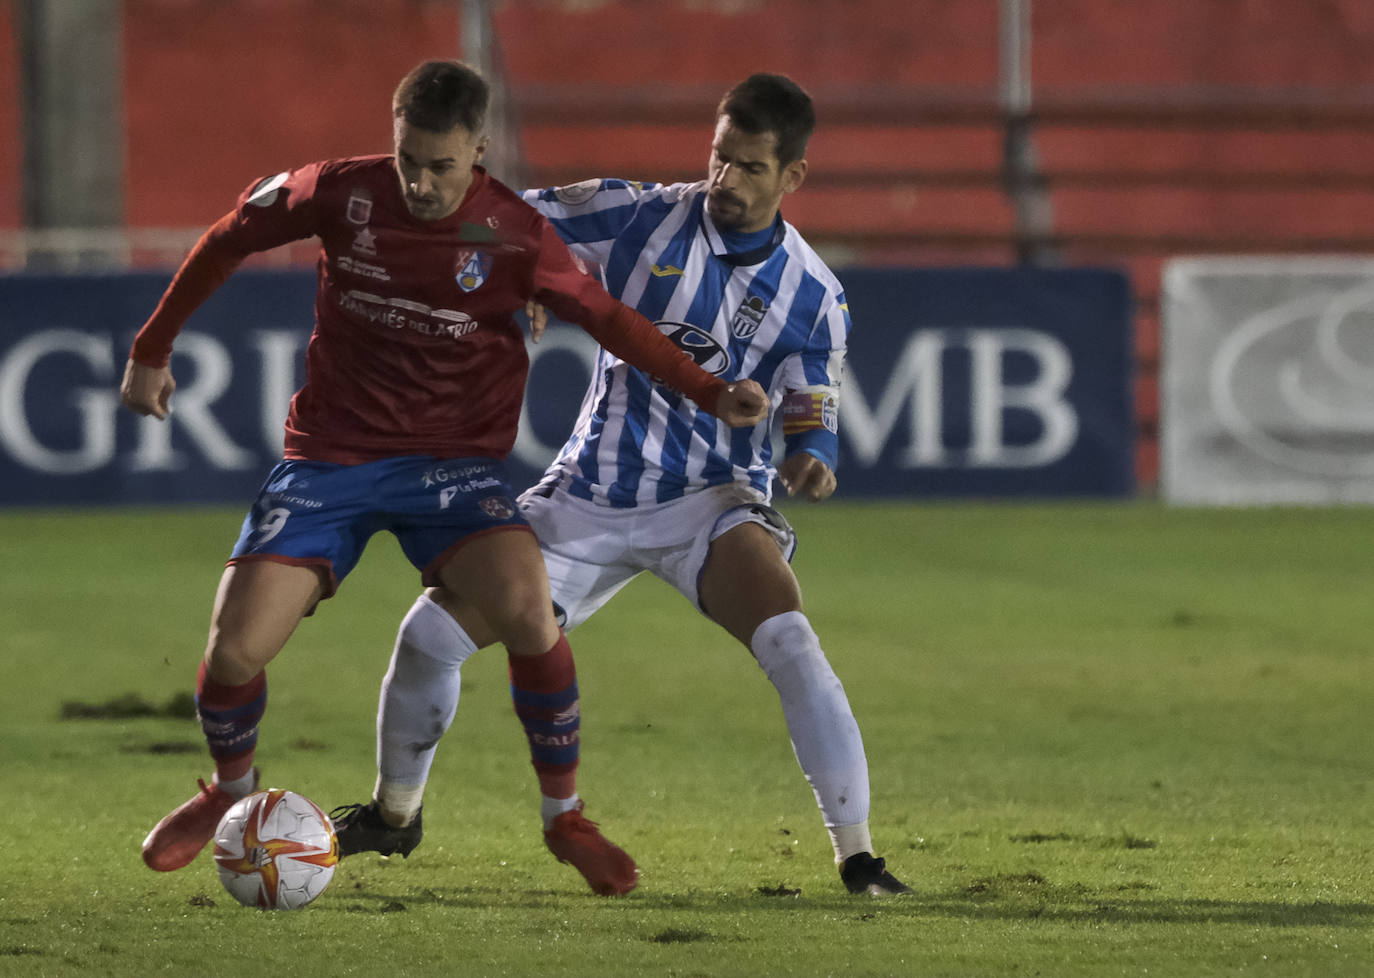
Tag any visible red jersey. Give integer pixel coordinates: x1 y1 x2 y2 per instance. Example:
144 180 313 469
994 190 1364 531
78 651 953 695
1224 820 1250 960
131 157 724 464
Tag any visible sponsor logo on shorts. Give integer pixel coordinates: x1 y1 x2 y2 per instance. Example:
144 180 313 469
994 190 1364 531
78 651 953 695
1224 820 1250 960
423 463 500 488
264 493 324 509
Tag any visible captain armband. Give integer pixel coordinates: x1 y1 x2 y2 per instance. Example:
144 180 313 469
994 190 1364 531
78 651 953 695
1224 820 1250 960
781 385 839 437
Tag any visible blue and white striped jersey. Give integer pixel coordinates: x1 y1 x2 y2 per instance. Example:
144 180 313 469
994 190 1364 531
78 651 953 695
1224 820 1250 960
524 179 850 508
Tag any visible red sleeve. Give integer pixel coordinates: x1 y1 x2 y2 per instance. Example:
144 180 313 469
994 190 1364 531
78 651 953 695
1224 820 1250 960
130 166 321 367
529 223 726 414
129 212 252 367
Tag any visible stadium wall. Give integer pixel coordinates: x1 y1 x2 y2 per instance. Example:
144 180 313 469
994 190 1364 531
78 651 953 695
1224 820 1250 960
3 1 1374 229
0 1 19 229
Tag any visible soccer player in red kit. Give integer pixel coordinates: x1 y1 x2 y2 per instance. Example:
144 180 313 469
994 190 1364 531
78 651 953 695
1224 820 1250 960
121 59 768 896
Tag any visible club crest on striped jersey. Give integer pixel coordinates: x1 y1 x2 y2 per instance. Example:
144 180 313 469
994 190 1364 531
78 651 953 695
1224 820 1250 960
455 250 493 292
654 321 731 376
731 294 769 339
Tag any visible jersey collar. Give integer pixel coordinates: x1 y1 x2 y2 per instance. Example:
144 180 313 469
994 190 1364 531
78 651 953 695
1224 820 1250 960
699 196 786 267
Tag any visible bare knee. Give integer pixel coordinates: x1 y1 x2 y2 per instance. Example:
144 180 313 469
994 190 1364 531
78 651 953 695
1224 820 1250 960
202 562 323 684
434 531 559 655
203 636 272 686
483 580 559 655
700 524 802 646
427 586 500 649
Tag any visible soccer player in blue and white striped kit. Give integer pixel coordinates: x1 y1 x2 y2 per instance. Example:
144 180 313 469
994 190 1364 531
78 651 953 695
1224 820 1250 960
338 73 910 896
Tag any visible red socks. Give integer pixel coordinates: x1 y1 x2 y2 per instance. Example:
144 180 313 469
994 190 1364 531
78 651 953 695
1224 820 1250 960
508 632 580 799
195 661 267 783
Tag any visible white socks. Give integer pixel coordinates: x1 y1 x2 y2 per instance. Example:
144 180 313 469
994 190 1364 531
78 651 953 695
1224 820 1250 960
374 593 478 824
213 768 258 800
374 598 878 861
541 793 581 830
750 611 873 863
374 595 582 833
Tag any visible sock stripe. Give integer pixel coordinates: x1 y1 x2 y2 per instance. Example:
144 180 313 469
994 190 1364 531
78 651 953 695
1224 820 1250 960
509 682 579 711
508 633 580 796
528 742 580 767
516 713 580 737
195 694 268 724
196 664 267 762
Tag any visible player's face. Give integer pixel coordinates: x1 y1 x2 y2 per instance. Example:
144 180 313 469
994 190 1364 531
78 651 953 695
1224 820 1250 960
705 116 807 233
393 118 488 221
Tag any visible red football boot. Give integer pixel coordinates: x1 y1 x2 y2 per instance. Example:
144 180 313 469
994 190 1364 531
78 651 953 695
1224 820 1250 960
142 772 256 872
543 801 639 896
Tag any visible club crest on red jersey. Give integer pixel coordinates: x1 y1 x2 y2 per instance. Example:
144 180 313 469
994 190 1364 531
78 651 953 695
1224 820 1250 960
456 250 493 293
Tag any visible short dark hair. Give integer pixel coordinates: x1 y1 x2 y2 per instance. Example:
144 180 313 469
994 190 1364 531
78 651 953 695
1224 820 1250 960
716 73 815 164
392 60 489 134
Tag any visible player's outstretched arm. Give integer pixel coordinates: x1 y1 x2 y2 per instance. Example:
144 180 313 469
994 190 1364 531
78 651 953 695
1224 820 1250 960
715 380 769 428
121 359 176 420
778 452 837 502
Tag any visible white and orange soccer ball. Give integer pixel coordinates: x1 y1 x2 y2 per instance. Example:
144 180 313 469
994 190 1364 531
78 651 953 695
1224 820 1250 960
212 789 339 910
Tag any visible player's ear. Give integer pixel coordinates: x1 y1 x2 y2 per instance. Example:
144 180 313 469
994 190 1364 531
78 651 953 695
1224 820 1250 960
474 133 490 163
782 158 807 195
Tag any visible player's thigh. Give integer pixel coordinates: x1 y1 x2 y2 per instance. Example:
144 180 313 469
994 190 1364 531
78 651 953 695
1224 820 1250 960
387 457 529 585
697 517 802 647
434 528 560 654
205 559 327 683
541 539 641 633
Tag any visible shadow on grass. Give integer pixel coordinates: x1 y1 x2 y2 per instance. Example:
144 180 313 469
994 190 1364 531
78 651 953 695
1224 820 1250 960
60 692 197 720
920 894 1374 928
323 882 1374 929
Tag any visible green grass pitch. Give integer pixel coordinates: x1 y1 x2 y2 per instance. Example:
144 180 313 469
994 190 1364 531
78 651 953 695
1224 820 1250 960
1 500 1372 977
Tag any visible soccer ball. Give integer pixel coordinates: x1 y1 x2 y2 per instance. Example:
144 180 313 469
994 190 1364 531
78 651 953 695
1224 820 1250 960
212 789 339 910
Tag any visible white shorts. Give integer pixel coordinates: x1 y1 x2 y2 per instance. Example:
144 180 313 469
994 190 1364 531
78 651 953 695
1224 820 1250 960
517 482 797 631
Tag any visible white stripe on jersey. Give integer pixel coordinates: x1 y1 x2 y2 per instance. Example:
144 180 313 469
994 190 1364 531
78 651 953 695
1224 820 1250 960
525 180 850 509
